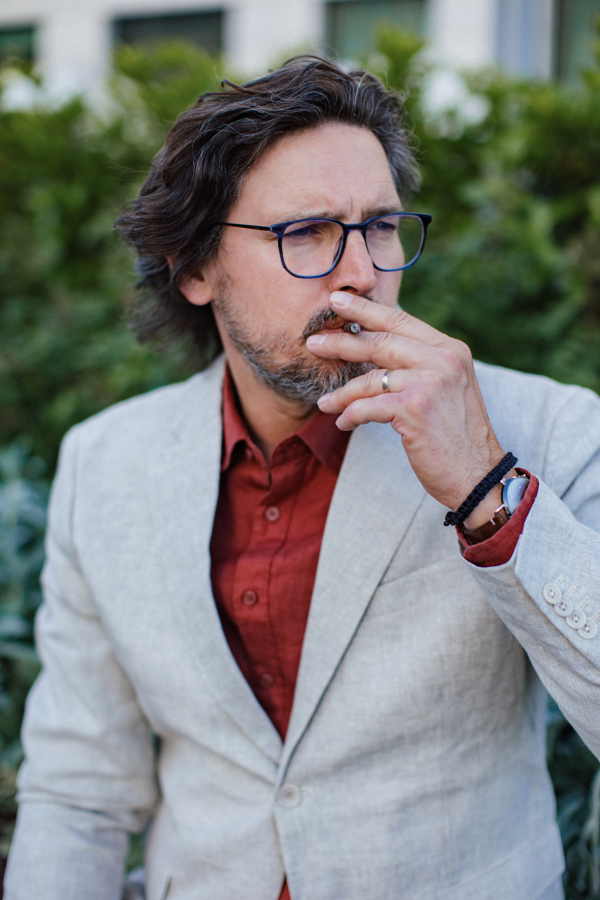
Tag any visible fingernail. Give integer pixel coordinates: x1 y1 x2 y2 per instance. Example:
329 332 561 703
330 291 352 307
317 393 331 408
306 335 326 347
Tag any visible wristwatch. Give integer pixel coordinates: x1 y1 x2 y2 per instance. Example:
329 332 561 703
459 470 530 546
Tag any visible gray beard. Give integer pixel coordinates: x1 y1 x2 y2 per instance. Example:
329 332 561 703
214 296 373 405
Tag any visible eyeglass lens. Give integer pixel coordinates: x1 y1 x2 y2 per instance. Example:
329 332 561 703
280 214 424 278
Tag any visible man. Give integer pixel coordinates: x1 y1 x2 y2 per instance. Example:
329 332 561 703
5 56 600 900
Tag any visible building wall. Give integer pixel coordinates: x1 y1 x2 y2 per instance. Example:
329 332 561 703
0 0 575 100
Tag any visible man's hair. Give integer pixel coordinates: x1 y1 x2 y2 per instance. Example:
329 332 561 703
116 55 420 364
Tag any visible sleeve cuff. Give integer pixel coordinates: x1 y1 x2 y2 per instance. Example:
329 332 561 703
458 471 539 567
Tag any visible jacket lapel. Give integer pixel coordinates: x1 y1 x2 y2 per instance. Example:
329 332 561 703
148 358 282 764
281 421 426 771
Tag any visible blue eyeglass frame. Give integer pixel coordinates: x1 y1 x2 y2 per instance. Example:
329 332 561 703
218 212 433 279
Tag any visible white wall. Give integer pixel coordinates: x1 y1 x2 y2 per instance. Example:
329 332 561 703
0 0 556 101
227 0 324 73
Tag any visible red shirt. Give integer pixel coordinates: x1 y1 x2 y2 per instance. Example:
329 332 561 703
210 369 535 898
210 371 350 740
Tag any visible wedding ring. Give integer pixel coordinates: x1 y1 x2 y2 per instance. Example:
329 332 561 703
382 370 391 392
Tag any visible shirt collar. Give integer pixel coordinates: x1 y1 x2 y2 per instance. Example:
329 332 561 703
221 366 349 474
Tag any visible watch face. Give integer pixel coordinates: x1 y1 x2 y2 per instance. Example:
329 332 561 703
502 475 529 516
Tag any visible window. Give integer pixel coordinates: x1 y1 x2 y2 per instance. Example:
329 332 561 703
0 25 35 66
496 0 546 77
555 0 600 81
113 10 223 55
326 0 426 60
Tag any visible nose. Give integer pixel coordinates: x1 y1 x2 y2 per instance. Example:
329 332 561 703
328 229 377 296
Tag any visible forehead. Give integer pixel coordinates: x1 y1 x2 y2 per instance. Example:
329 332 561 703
234 122 401 221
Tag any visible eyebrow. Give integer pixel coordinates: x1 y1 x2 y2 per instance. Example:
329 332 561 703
271 205 403 223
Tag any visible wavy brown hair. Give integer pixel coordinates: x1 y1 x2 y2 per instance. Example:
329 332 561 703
116 55 420 364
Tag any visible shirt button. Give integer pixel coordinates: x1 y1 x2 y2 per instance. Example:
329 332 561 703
278 784 301 808
265 505 281 522
242 590 258 607
258 672 274 688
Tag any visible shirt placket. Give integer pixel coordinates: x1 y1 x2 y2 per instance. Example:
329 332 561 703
229 441 308 732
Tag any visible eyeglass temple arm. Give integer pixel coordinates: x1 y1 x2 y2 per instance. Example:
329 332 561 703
218 223 272 231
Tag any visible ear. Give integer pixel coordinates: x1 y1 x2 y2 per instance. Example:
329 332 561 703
167 254 214 308
177 272 213 307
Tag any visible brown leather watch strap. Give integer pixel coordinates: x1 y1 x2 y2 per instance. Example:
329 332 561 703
459 506 510 546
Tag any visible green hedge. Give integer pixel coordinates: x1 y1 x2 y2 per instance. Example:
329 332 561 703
1 32 600 895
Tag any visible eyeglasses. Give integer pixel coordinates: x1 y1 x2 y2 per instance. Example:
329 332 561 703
219 212 432 279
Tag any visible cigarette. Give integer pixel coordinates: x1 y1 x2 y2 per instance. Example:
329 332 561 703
343 322 361 334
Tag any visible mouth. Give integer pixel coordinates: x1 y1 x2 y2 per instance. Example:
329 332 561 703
315 317 346 334
301 310 348 343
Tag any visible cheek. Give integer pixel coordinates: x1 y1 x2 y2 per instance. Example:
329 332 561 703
377 270 403 308
224 243 324 333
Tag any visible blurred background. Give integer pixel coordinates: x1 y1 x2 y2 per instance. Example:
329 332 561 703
0 0 599 896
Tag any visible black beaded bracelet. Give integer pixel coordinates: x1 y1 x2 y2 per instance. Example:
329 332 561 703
443 452 518 528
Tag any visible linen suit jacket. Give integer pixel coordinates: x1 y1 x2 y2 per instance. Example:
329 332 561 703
5 355 600 900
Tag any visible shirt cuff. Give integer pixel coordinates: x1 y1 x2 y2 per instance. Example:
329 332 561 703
458 471 539 567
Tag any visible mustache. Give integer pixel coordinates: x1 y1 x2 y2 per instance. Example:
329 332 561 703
301 296 376 343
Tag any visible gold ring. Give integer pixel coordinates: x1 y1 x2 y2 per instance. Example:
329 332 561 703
382 370 391 392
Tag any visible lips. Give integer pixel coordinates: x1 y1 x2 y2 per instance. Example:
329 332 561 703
301 308 348 343
312 317 346 335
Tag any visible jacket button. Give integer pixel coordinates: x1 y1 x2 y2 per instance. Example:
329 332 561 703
566 609 587 629
543 583 562 604
278 784 301 808
555 597 573 618
579 619 598 640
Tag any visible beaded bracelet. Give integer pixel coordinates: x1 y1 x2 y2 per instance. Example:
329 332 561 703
443 452 518 527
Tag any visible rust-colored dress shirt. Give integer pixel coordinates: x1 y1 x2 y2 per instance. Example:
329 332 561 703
210 370 350 741
209 369 536 899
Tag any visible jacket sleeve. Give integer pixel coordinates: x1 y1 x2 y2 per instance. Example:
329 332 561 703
4 427 158 900
463 385 600 759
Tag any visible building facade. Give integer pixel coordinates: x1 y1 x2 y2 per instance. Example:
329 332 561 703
0 0 599 100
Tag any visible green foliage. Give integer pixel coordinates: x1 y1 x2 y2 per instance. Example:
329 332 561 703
0 445 45 757
548 700 600 898
0 446 46 853
0 42 226 472
113 40 225 133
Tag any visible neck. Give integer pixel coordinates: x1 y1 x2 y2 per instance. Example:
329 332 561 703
225 352 319 461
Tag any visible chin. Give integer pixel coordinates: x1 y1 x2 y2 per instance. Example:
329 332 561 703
250 354 372 405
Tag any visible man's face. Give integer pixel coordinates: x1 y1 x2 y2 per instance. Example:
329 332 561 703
195 122 404 404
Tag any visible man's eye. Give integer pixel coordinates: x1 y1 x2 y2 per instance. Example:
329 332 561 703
369 220 395 232
285 225 318 238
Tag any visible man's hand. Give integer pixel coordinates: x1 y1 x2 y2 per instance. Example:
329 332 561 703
306 291 507 521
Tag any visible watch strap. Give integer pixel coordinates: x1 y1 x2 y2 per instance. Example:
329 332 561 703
459 470 530 545
459 506 510 545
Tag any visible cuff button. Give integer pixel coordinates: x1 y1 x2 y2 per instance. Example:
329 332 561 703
578 619 598 640
555 597 574 618
543 583 562 605
566 609 587 629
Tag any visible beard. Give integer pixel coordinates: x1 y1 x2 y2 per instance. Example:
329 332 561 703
213 289 373 405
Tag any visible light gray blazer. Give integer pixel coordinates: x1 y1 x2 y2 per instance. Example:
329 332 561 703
5 356 600 900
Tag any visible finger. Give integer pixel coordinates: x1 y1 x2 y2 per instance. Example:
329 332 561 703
318 367 406 413
330 291 447 347
306 328 432 371
334 394 402 432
